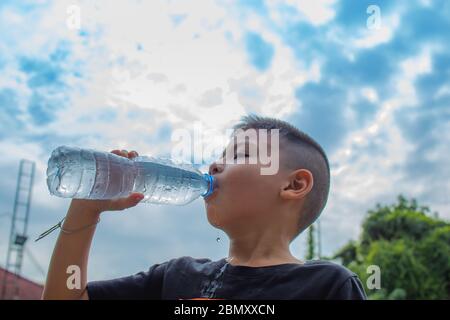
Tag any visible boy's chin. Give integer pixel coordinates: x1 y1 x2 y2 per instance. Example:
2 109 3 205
205 209 225 229
207 220 223 230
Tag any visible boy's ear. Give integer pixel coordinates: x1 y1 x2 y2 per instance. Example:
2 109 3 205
280 169 314 200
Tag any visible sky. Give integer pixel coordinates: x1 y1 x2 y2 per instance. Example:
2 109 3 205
0 0 449 284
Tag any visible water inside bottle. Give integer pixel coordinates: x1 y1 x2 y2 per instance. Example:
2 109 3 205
132 156 210 205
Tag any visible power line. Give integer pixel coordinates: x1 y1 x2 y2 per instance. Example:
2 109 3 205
24 247 46 280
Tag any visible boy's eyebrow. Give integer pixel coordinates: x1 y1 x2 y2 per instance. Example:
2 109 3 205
221 141 253 158
221 143 237 158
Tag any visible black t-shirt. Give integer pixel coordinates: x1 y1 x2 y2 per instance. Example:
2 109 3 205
87 256 367 300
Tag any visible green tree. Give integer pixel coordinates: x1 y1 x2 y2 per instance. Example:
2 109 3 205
334 195 449 299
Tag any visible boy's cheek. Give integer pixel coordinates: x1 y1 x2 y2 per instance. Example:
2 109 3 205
215 165 266 202
224 163 262 181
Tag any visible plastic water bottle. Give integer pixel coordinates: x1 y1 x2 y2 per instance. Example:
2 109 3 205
46 146 215 205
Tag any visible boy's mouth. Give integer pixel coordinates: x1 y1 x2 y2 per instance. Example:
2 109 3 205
204 178 219 202
204 191 216 202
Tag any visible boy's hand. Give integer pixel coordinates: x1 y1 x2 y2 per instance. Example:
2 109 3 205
70 149 144 214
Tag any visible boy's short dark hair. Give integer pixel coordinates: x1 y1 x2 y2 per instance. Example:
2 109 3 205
232 114 331 238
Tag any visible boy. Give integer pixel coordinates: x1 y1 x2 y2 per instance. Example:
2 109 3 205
42 115 366 300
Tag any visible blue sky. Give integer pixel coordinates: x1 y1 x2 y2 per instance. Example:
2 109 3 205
0 0 449 284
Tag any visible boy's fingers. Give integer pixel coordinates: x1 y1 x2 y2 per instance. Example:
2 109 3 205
111 149 130 158
129 150 139 158
130 192 145 203
111 150 127 158
110 193 144 211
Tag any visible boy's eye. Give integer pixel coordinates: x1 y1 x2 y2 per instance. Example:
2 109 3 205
233 154 249 159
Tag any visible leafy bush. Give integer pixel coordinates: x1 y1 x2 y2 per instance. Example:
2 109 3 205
334 195 449 299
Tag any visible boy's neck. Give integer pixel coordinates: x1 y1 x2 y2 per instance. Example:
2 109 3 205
225 225 304 267
225 255 304 267
226 239 303 267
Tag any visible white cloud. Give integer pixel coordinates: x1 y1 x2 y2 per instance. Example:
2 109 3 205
361 87 379 103
0 0 320 282
352 14 400 49
400 50 432 79
322 45 449 253
435 84 450 99
267 0 337 26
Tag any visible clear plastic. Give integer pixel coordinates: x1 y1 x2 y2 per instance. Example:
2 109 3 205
46 146 215 205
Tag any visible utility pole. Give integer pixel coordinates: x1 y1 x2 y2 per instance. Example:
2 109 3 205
317 218 322 259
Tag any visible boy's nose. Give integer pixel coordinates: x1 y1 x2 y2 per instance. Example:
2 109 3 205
208 161 223 175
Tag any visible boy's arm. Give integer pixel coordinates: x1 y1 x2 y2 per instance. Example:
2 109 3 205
42 201 100 300
41 149 144 300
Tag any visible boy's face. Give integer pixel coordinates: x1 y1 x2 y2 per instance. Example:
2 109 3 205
205 130 287 233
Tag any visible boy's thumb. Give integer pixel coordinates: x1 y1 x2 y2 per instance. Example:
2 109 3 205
128 193 145 206
115 193 144 210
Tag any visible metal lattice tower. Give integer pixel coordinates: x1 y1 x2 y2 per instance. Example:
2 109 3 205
1 159 35 300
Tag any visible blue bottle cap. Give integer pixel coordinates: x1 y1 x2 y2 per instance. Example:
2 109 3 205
201 173 215 198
